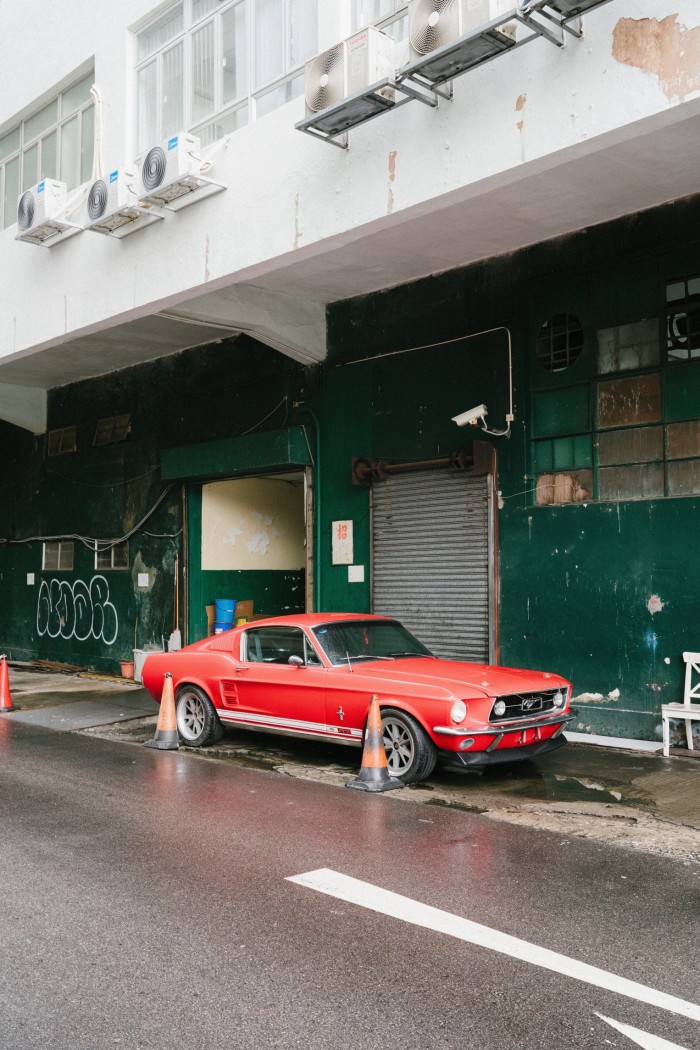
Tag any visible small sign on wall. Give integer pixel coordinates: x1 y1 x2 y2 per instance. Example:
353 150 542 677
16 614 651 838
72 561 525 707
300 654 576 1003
332 520 353 565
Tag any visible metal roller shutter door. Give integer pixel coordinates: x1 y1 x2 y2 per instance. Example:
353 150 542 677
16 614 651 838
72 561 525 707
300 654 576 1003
371 469 490 662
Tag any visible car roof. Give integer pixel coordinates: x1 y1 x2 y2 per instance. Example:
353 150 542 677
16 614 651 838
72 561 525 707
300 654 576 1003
242 613 395 629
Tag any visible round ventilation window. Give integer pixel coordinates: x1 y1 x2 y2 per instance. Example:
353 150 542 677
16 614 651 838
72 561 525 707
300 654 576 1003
537 314 584 372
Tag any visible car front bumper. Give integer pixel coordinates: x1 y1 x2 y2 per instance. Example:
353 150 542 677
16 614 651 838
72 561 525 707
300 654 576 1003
438 731 569 769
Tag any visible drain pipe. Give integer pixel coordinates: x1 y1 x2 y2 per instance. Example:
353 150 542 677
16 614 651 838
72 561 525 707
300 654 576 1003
297 408 322 612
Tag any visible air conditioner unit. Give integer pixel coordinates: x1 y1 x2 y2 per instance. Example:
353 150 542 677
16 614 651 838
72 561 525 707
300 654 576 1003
15 180 81 246
302 26 396 137
75 167 163 237
135 132 224 211
404 0 517 84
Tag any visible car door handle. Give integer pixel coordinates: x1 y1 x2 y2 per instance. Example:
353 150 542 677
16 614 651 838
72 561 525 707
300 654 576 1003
234 665 249 673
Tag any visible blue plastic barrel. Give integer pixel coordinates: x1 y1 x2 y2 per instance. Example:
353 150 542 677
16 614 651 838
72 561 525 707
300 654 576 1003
213 621 231 634
215 598 236 624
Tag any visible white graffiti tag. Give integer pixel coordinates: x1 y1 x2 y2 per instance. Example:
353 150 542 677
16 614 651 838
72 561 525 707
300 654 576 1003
36 576 119 645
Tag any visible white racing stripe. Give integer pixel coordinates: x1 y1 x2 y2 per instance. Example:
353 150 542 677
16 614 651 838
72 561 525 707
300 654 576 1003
287 869 700 1023
597 1014 691 1049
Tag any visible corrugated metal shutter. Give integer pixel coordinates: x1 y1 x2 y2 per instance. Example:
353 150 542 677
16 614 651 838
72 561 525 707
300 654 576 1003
371 469 491 662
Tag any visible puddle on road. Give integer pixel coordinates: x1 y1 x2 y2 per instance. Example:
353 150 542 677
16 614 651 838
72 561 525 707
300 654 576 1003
430 756 652 810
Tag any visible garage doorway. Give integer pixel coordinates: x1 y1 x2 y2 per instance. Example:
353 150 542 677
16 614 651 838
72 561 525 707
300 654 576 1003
371 468 496 662
188 469 312 639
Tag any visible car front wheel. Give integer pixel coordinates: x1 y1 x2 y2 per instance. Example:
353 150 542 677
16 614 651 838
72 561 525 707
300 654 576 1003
175 685 224 747
381 708 437 784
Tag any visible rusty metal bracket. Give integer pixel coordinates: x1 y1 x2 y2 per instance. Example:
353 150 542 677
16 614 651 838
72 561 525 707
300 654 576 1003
352 448 491 486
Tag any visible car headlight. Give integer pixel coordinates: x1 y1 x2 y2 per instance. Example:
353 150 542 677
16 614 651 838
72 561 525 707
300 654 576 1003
493 699 507 717
553 689 566 708
450 700 467 723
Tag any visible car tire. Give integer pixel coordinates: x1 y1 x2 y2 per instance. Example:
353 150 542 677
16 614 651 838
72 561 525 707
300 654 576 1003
380 707 437 784
175 685 224 747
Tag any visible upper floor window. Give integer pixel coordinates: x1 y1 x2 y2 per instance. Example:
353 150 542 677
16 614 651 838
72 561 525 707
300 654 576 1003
95 541 129 571
135 0 319 151
43 541 75 572
354 1 408 44
0 73 95 231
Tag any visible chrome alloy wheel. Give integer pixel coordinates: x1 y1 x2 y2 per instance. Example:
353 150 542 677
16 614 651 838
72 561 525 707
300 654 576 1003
178 690 206 742
382 714 415 776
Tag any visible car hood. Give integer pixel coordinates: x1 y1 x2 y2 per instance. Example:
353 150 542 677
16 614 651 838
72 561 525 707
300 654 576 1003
331 658 567 699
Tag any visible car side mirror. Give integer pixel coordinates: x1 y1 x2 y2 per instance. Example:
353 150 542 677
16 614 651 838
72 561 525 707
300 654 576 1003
288 655 304 667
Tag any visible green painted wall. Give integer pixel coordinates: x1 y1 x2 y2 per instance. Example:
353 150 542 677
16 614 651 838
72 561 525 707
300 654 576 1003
0 337 305 672
315 195 700 741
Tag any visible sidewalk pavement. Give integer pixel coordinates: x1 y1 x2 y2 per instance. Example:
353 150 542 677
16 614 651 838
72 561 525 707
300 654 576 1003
3 664 699 860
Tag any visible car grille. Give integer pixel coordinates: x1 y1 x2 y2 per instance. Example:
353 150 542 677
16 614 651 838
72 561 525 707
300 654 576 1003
489 689 562 722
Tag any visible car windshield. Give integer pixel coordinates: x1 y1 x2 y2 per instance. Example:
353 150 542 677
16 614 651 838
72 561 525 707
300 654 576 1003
312 619 434 666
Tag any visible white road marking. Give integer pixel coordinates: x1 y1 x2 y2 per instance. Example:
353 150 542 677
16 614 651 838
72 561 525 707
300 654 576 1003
598 1014 691 1049
287 869 700 1023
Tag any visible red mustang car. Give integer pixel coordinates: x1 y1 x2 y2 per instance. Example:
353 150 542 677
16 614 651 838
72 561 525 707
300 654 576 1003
141 613 574 783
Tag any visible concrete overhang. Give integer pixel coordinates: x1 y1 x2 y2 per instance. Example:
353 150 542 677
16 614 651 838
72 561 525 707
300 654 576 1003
1 95 699 433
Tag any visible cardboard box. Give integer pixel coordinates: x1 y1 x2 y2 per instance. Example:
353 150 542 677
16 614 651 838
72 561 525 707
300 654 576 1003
234 599 254 623
205 604 215 635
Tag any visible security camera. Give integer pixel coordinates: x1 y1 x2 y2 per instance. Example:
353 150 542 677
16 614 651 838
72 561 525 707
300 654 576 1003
451 404 488 427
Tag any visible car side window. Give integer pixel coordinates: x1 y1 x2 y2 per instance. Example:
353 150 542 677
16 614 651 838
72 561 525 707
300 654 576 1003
244 627 306 665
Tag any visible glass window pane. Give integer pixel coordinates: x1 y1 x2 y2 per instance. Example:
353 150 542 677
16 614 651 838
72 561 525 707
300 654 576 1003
24 100 58 143
138 4 183 61
192 22 216 122
668 459 700 496
597 319 659 374
22 143 38 189
255 72 304 117
597 374 662 430
60 116 79 189
222 2 247 104
358 0 395 24
58 542 75 571
62 75 94 116
40 131 57 180
137 61 158 151
666 281 685 303
598 463 664 502
688 276 700 297
3 156 20 229
255 0 284 87
80 106 95 182
193 0 219 21
43 543 59 571
0 127 20 162
163 42 184 139
290 0 318 68
198 104 248 143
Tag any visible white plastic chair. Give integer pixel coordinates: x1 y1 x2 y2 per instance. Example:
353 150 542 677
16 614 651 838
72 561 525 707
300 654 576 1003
662 651 700 756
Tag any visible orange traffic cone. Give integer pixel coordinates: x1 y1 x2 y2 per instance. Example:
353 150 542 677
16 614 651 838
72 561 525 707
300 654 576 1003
0 655 16 713
144 673 179 750
346 694 404 793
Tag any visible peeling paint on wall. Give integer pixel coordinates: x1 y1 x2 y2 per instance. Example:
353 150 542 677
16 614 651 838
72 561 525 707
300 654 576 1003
388 150 397 214
647 594 665 615
612 16 700 101
515 93 526 162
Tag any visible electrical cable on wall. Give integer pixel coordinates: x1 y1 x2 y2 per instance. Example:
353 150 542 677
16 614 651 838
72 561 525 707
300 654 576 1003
0 485 176 552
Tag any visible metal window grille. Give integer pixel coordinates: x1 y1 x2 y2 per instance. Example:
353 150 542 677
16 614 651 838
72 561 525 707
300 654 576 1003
95 542 129 570
134 0 318 149
536 314 584 372
94 415 131 446
0 73 95 231
43 541 74 571
47 426 77 456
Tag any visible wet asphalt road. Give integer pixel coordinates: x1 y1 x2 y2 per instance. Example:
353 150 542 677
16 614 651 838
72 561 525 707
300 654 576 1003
1 719 698 1050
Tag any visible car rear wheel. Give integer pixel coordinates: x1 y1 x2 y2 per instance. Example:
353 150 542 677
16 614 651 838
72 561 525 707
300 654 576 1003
175 686 223 747
381 708 437 784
